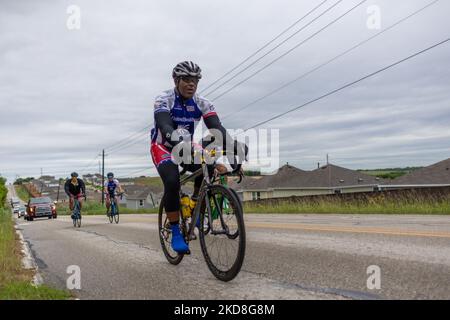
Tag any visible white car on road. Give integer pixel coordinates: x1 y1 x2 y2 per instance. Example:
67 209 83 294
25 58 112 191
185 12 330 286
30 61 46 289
16 205 26 218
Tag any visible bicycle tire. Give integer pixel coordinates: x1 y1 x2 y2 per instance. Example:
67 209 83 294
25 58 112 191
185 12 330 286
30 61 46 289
114 202 119 224
158 197 184 265
198 185 246 282
76 201 81 228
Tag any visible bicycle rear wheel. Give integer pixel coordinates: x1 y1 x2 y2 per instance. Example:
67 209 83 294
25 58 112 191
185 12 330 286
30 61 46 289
198 185 246 282
158 197 184 265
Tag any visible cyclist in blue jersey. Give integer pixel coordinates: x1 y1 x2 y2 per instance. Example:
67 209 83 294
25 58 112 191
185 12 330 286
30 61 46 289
150 61 248 254
104 172 124 215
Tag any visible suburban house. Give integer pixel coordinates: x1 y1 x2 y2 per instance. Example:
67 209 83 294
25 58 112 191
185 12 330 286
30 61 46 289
234 158 450 201
122 185 160 209
233 164 384 201
82 173 103 186
381 158 450 190
27 176 68 202
118 178 135 186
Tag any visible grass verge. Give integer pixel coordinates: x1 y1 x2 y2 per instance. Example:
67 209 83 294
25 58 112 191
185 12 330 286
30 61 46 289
244 199 450 215
0 208 72 299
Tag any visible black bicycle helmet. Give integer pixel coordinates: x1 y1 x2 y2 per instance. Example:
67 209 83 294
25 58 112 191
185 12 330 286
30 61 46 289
107 172 114 178
71 172 78 178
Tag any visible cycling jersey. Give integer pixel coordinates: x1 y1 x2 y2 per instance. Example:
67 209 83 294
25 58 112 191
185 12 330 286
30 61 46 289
150 89 217 148
104 179 120 195
64 178 86 197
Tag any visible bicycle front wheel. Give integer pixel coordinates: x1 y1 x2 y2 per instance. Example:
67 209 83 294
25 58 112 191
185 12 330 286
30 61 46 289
108 207 113 223
198 185 246 282
114 204 119 224
158 197 184 265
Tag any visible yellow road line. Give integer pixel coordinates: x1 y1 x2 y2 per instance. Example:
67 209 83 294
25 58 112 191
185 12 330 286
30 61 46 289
77 215 450 239
246 222 450 239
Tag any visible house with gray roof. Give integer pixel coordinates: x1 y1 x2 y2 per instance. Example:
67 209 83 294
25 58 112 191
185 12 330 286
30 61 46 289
122 185 159 209
235 163 384 201
382 158 450 189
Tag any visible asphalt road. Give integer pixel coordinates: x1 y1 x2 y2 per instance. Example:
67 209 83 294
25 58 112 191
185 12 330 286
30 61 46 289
11 204 450 300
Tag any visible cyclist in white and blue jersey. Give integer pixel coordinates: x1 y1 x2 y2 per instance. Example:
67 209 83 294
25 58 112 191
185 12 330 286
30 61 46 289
104 172 123 215
150 61 248 254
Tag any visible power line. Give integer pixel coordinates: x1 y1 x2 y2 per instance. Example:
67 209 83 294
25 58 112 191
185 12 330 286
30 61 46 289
209 0 368 101
108 154 150 162
80 154 101 170
107 132 150 154
105 124 151 153
222 0 441 122
98 4 340 159
240 38 450 132
117 167 155 178
203 0 345 97
199 0 329 94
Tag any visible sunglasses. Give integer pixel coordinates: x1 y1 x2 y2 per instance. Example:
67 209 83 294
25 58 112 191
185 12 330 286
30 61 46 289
180 76 200 84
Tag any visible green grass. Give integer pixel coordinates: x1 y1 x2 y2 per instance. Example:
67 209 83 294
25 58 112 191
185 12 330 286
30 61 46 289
14 185 30 202
0 208 72 299
134 176 164 188
361 171 406 180
358 167 422 180
56 201 158 215
0 282 71 300
244 199 450 215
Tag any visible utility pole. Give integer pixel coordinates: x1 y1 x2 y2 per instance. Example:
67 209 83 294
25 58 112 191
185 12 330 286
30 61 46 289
327 154 331 189
56 180 61 202
101 149 105 206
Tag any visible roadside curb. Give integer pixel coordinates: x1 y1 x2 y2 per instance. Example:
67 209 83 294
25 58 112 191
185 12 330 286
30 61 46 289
14 219 44 286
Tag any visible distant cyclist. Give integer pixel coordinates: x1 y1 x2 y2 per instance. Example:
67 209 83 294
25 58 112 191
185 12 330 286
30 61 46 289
150 61 248 254
64 172 86 218
104 172 124 215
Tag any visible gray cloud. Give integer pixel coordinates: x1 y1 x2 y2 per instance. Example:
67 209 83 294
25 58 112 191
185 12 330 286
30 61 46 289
1 0 449 181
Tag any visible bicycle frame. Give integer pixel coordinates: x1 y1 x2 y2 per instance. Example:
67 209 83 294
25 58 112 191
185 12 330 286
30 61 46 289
109 192 123 215
110 196 117 215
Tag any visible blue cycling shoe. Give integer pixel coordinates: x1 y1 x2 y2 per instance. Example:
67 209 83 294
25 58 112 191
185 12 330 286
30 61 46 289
170 224 189 253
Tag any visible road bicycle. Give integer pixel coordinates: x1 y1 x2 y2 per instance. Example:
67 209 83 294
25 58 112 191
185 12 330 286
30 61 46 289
158 148 246 282
71 194 85 228
107 192 124 224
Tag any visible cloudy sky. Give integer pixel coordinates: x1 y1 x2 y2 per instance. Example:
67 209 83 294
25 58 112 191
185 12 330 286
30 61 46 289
1 0 449 182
